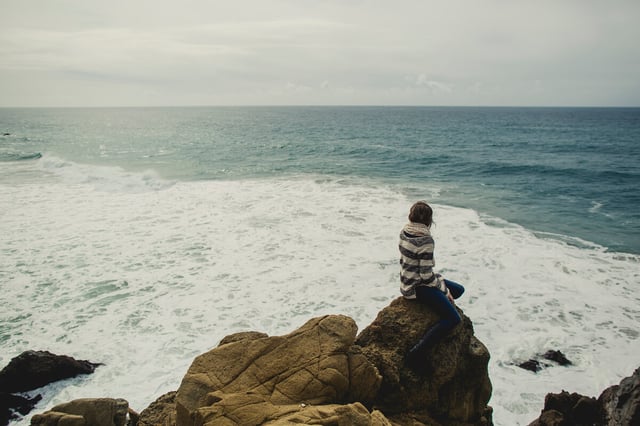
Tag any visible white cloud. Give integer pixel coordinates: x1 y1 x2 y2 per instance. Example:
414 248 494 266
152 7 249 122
0 0 639 106
414 74 453 93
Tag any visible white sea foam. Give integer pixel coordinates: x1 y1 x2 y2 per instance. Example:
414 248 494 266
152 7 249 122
1 162 639 426
37 154 174 193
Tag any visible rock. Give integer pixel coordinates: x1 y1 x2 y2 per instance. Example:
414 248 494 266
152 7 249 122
192 392 392 425
175 314 382 426
527 391 603 426
519 359 543 373
599 367 640 425
138 391 177 426
542 350 572 366
141 298 494 425
518 350 573 373
355 297 493 426
1 392 42 425
217 331 268 346
528 368 640 425
31 411 86 426
31 398 129 426
0 350 103 393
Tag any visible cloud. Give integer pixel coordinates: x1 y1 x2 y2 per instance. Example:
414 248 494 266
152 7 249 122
414 74 453 93
0 0 639 106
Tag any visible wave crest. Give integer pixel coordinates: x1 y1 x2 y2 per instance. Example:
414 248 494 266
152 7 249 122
38 154 174 193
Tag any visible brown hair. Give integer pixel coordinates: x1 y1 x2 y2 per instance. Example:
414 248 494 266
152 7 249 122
408 201 433 227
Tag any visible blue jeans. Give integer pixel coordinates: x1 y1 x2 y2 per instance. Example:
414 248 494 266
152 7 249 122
415 279 465 333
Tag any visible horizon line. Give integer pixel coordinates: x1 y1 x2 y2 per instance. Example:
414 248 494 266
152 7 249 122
1 104 639 109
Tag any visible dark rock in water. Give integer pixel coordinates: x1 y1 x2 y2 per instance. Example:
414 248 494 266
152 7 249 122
0 392 42 424
0 350 103 393
355 297 493 426
528 367 640 426
2 133 10 136
543 350 572 366
519 359 543 373
518 349 572 373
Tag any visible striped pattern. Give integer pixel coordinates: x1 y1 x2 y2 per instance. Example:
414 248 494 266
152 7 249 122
399 222 446 299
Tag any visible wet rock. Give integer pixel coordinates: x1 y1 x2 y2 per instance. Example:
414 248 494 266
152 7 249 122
542 350 572 366
518 350 573 373
519 359 544 373
528 367 640 425
0 350 102 393
1 392 42 425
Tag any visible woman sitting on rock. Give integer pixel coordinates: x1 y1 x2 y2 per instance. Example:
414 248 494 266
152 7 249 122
399 201 465 368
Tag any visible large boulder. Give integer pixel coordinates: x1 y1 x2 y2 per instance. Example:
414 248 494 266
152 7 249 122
30 398 129 426
528 367 640 425
141 299 494 426
355 297 493 426
0 350 102 393
175 314 382 426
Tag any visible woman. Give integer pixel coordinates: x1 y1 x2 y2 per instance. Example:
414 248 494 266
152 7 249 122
399 201 465 366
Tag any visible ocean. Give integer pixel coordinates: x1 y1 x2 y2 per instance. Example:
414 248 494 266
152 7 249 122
1 106 639 425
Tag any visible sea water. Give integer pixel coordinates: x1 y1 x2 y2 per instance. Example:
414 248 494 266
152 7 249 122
1 107 639 425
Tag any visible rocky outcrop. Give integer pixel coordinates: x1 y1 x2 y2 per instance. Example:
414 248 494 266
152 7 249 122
30 398 129 426
17 297 640 426
0 350 102 393
174 314 382 425
21 298 492 425
528 367 640 425
137 297 493 426
356 297 493 426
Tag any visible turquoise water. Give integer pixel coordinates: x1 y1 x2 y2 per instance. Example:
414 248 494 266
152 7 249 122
2 106 639 253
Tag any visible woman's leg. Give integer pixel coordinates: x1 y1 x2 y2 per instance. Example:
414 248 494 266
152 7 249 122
415 285 461 331
443 279 465 300
407 285 463 367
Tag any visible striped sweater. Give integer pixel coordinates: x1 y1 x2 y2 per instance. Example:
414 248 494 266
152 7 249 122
399 222 447 299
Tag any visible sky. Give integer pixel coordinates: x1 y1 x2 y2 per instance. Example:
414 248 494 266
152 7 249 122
1 0 639 107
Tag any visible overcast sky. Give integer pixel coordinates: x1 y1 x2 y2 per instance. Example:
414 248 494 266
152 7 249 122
1 0 639 107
